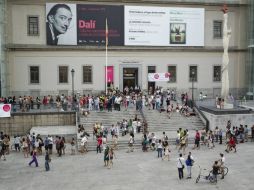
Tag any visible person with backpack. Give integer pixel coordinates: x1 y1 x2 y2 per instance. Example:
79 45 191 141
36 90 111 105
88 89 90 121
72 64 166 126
185 152 194 179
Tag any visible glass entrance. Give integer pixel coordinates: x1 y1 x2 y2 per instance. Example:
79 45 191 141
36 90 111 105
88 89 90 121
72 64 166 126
123 68 138 91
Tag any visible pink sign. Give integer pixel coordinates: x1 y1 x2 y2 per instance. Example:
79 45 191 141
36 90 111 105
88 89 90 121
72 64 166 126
105 66 114 83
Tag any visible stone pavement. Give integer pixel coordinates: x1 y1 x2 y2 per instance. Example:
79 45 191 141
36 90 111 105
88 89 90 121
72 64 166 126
1 142 254 190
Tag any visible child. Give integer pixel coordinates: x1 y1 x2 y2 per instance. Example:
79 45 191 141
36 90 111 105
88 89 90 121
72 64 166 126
45 151 51 171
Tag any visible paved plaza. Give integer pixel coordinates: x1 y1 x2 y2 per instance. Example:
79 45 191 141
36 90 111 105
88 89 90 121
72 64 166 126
1 142 254 190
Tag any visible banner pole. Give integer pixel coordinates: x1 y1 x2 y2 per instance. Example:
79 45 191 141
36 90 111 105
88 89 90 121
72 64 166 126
105 18 108 95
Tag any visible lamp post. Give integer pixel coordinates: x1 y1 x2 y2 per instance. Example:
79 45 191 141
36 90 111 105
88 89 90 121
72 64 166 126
77 91 80 123
191 70 195 107
71 69 75 111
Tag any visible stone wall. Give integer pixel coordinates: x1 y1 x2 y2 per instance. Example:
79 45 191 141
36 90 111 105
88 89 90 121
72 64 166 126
0 112 76 135
202 111 254 130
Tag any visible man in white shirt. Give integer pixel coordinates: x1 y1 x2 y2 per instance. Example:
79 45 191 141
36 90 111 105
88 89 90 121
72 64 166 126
177 153 185 180
80 136 88 153
218 153 225 179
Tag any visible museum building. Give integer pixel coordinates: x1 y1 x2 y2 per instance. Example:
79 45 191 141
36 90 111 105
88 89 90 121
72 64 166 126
0 0 253 99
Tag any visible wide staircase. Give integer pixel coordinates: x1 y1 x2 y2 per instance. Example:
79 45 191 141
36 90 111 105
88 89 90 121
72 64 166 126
143 105 205 136
78 102 205 151
78 106 143 151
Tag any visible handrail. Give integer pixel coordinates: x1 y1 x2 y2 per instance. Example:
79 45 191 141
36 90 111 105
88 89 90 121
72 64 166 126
194 102 210 132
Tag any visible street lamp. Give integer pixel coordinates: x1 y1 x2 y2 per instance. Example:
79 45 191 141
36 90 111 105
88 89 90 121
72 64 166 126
77 91 80 123
71 69 75 111
191 70 195 107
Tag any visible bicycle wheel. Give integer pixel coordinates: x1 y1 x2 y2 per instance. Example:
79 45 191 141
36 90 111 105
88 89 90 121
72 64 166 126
209 176 217 183
196 175 200 183
223 167 228 176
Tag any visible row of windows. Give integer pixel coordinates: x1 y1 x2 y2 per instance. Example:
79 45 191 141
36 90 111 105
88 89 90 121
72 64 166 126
29 66 92 84
27 16 223 39
29 65 221 84
166 65 221 83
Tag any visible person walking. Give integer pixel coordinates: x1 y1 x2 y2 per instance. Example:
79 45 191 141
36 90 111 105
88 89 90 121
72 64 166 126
96 135 102 153
45 151 51 171
177 153 185 180
162 141 170 161
107 147 116 169
29 148 38 167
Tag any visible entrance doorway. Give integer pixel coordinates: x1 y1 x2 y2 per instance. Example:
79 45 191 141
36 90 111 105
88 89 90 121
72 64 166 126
123 68 138 91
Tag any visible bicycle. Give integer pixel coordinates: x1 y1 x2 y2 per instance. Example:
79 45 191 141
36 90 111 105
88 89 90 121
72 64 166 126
196 165 217 184
210 166 228 177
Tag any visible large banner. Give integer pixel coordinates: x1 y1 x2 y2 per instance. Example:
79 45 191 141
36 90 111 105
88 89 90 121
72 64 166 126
77 5 124 46
46 4 204 47
46 3 77 45
148 73 170 82
0 104 11 118
46 3 124 46
125 6 204 46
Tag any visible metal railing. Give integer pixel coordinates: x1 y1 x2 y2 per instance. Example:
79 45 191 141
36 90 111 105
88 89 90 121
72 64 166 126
193 101 210 132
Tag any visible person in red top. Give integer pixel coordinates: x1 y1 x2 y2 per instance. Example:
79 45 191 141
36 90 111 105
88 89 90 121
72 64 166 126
97 135 102 153
193 130 200 150
226 135 236 153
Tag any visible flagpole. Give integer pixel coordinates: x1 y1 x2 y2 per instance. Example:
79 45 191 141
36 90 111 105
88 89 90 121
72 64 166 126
105 18 108 95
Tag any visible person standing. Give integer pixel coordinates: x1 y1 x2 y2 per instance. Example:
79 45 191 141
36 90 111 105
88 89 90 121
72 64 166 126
127 133 134 153
218 129 223 144
193 130 200 150
212 161 220 182
70 137 75 155
157 139 163 159
185 152 194 179
29 148 38 167
218 153 225 179
177 153 185 180
45 151 51 171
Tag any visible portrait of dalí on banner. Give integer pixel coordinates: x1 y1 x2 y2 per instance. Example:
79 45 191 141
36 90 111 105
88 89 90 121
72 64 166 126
46 3 77 45
170 23 186 44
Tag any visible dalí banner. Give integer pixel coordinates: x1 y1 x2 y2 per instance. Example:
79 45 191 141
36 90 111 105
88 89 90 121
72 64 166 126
0 104 11 118
77 5 124 46
46 3 124 46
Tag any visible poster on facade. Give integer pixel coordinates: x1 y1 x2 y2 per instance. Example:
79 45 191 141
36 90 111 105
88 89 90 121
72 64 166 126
125 6 204 46
77 5 124 46
0 104 11 118
148 73 170 82
170 23 186 44
105 66 114 85
46 3 77 45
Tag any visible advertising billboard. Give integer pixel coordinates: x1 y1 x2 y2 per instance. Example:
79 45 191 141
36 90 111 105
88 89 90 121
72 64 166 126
46 3 77 45
77 5 124 46
46 3 124 46
125 6 204 46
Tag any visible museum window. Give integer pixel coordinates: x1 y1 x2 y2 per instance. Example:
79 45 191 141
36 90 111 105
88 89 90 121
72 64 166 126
213 20 223 39
27 16 39 36
59 66 68 83
168 66 177 82
213 65 221 82
30 66 39 84
189 66 197 82
83 66 92 83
